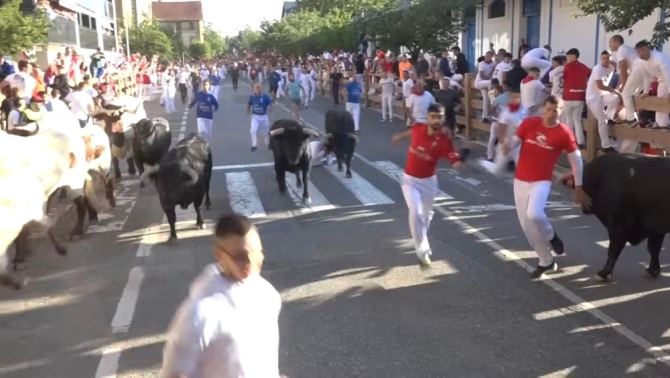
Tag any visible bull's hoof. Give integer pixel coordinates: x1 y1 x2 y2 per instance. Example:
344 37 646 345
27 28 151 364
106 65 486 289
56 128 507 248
0 275 27 290
140 182 146 189
279 186 287 194
645 267 661 278
345 172 352 179
128 171 136 177
114 173 122 181
296 180 302 188
337 165 343 172
69 229 82 241
55 245 67 256
303 196 311 203
167 236 178 246
196 222 204 230
205 203 211 211
594 270 612 282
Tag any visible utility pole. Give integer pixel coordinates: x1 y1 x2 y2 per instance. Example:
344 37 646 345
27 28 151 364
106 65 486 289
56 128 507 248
124 15 131 56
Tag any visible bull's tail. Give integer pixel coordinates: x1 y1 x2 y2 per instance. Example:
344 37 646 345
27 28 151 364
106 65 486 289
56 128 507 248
139 165 159 186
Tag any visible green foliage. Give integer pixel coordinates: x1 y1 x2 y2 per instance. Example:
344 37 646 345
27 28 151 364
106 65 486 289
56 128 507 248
226 27 262 54
0 0 51 55
296 0 396 16
204 24 227 57
572 0 666 47
160 23 186 60
365 0 472 58
129 19 174 59
189 41 212 59
256 9 358 56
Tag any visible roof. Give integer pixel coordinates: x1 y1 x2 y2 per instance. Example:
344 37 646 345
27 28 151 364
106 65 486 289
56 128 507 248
151 1 203 22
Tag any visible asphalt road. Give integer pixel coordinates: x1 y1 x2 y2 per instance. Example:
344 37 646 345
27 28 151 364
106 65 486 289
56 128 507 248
2 79 670 378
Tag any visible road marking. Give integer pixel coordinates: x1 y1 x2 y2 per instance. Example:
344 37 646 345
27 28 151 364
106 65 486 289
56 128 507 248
255 82 670 366
179 126 186 132
448 201 576 214
596 240 632 248
373 160 453 200
285 175 336 213
323 164 394 206
213 162 274 170
88 176 138 234
178 132 184 139
226 171 267 218
110 267 145 334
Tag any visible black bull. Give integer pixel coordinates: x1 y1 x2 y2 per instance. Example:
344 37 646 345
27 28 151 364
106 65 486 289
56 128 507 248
132 117 172 187
561 153 670 281
324 109 359 178
269 120 319 201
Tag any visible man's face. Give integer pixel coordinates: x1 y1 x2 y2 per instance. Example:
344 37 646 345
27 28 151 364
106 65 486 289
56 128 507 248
254 84 261 94
608 37 619 51
566 53 577 63
214 228 264 281
202 82 210 92
543 101 559 122
600 53 611 67
484 52 492 63
636 46 651 60
427 110 444 128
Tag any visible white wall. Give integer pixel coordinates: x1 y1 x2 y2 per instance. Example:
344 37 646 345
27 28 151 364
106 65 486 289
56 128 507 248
477 0 514 54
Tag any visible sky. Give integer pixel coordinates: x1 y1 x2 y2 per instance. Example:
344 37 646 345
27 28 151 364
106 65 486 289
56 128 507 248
159 0 286 37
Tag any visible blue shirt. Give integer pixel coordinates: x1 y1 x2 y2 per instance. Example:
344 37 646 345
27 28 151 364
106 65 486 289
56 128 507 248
189 91 219 120
269 72 281 86
210 75 221 86
491 91 511 110
248 93 273 116
346 81 362 104
287 81 301 100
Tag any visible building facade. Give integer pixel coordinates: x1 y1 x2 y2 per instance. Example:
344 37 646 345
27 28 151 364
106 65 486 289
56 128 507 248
467 0 663 68
114 0 152 28
281 1 297 18
152 1 204 48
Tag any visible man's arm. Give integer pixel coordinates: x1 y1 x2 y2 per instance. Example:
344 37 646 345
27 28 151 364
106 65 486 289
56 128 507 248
211 95 219 111
247 96 252 115
160 301 205 378
189 94 198 108
617 60 629 90
391 128 412 144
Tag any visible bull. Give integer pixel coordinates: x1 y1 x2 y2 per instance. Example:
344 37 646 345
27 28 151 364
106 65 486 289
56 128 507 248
132 118 172 188
560 153 669 281
140 133 212 243
324 109 358 178
269 119 319 202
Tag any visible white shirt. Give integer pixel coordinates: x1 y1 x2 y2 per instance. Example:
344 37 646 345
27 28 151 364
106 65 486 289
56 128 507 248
379 77 395 96
200 69 209 80
310 140 326 166
615 45 638 73
406 92 436 123
520 78 546 114
7 109 21 130
493 61 511 83
7 72 37 100
549 66 564 98
402 78 415 98
299 73 311 88
498 106 528 137
178 71 190 84
586 63 615 101
49 98 70 115
640 50 670 84
65 91 94 121
524 48 550 60
476 61 496 81
161 264 281 378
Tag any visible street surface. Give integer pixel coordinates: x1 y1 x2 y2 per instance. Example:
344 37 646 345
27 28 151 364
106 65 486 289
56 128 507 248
2 80 670 378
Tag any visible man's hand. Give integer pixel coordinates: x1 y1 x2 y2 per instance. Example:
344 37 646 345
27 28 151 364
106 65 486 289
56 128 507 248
451 161 463 169
574 186 592 210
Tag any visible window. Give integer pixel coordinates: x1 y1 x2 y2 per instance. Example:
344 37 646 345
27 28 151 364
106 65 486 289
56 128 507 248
176 22 181 31
522 0 541 16
189 22 195 30
488 0 505 19
78 13 97 30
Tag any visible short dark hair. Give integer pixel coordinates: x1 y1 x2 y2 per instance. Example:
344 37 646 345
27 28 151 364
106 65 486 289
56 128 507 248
504 53 513 59
491 78 500 86
18 60 29 71
529 67 540 73
544 95 559 106
215 213 254 238
566 48 580 58
611 34 624 45
552 56 564 64
635 40 651 49
427 103 444 114
600 50 610 56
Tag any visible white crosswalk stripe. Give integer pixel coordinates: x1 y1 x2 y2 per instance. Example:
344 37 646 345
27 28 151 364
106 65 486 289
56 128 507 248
323 164 395 206
225 171 268 218
373 160 454 200
285 175 336 213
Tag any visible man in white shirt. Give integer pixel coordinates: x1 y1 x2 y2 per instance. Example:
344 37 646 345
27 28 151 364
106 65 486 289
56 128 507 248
474 51 496 121
402 70 415 127
520 67 550 116
379 71 395 122
635 40 670 132
406 81 436 125
161 214 285 378
299 67 312 108
310 140 335 166
177 69 191 104
65 82 95 128
493 52 513 83
521 45 553 79
5 60 37 102
585 50 620 153
200 67 209 80
610 35 644 130
548 56 565 99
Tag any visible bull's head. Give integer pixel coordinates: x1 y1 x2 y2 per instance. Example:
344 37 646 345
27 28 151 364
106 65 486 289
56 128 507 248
133 118 155 140
271 126 319 165
5 123 40 137
91 105 126 134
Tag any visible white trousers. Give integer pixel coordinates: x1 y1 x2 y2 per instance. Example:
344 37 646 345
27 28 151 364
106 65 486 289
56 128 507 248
346 102 361 131
164 94 176 113
250 115 270 147
487 121 499 159
310 80 317 101
401 174 437 259
521 57 552 79
301 84 311 106
513 179 555 267
479 143 520 175
563 100 585 145
277 83 285 98
197 118 213 141
212 85 220 102
621 61 645 121
381 95 394 120
586 93 619 148
474 79 491 118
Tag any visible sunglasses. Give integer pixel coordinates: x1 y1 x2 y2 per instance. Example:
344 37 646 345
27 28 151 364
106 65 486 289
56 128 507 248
216 245 263 263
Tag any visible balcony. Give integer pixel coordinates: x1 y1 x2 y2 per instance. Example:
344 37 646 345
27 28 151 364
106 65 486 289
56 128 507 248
103 33 117 51
79 27 99 50
104 0 114 19
47 15 77 46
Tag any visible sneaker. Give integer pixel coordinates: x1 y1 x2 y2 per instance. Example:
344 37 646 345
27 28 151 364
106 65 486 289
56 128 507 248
531 261 557 279
381 119 385 122
389 118 393 123
550 232 564 255
251 146 257 152
419 254 432 268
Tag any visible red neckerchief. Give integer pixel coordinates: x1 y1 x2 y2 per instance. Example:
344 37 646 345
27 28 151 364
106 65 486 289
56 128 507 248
509 103 521 112
413 88 425 96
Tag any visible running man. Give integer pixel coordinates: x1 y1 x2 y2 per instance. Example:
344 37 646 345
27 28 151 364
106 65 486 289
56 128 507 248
230 63 240 91
286 73 305 121
501 96 590 278
189 80 219 142
268 67 281 101
391 103 464 267
248 83 273 152
209 73 221 102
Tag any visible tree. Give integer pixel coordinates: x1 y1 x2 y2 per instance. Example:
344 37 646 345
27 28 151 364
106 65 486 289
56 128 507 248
160 23 186 61
189 41 212 60
129 19 173 59
296 0 396 16
0 0 51 55
573 0 668 47
364 0 471 59
204 24 227 57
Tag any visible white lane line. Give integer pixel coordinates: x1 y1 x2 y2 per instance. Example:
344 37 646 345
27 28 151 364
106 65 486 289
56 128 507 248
373 160 453 200
110 267 145 334
448 201 576 214
180 126 186 132
213 162 274 170
323 164 394 206
94 349 120 378
285 175 336 213
596 240 632 248
178 132 184 140
226 171 267 218
252 84 670 366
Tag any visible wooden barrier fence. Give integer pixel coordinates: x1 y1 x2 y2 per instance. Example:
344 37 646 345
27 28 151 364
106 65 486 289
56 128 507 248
314 68 670 161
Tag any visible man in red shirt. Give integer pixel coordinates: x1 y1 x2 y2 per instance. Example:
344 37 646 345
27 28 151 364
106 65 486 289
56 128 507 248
502 96 590 278
392 103 463 267
561 48 591 149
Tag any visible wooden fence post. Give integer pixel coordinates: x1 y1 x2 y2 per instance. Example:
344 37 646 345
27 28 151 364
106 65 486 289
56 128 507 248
463 73 473 140
584 110 598 162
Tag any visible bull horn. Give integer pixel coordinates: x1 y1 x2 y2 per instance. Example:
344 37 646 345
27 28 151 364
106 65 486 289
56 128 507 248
325 133 333 138
6 123 40 136
139 165 160 186
270 128 285 136
303 128 319 137
346 132 359 142
182 167 198 186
